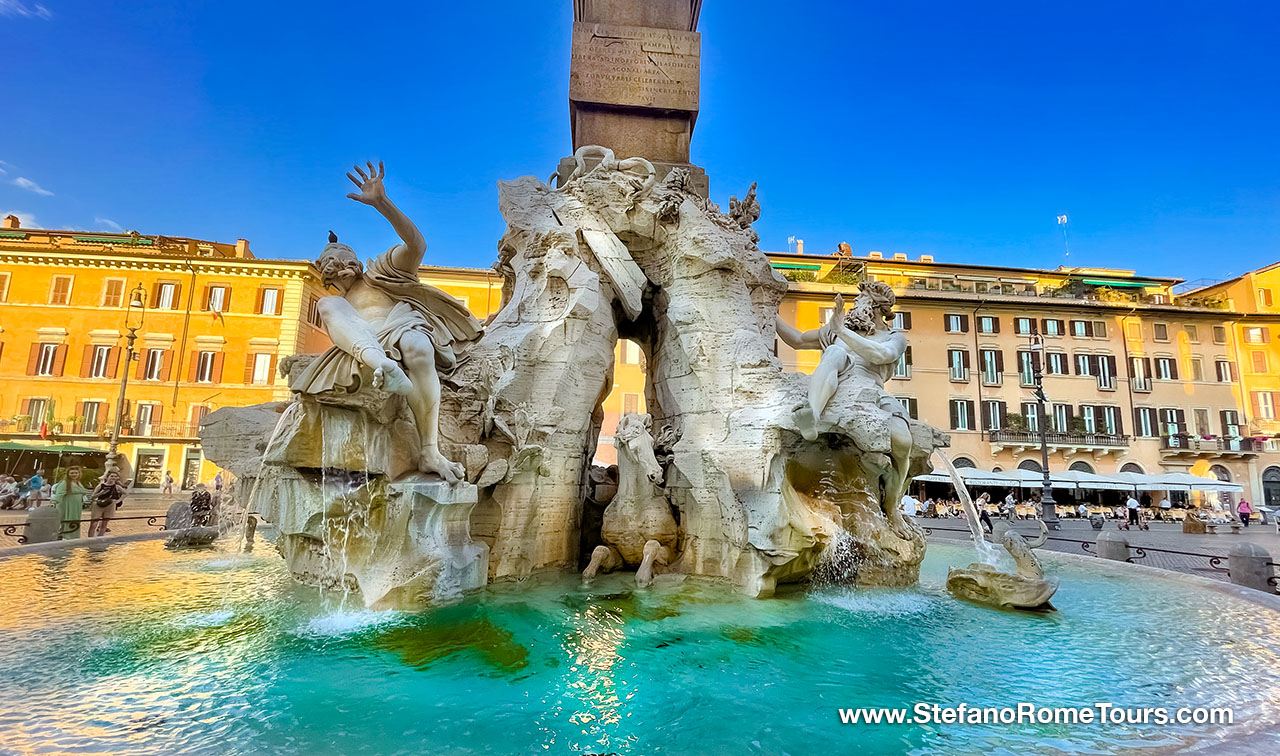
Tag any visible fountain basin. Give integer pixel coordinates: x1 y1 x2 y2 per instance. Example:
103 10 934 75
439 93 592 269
0 540 1277 754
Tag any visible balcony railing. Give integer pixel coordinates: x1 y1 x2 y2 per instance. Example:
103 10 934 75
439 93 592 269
0 418 202 440
950 367 970 382
988 429 1130 448
1131 377 1152 392
1161 434 1262 454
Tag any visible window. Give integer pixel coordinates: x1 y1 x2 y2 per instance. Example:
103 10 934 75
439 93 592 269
1051 404 1071 433
620 340 642 365
136 404 155 436
1184 325 1199 343
1193 408 1210 436
1081 405 1097 433
622 393 639 415
1017 350 1037 386
88 345 112 378
144 349 165 380
307 295 322 326
819 307 834 325
945 314 969 333
1243 327 1269 344
1071 320 1092 338
1041 319 1064 337
894 396 918 420
977 316 998 334
102 278 125 307
1260 288 1275 307
204 285 230 312
1134 407 1156 438
257 287 282 316
892 346 912 379
1154 357 1177 381
1251 351 1268 374
1046 352 1068 375
1099 406 1122 435
0 272 9 301
154 282 178 310
1190 357 1203 382
195 351 216 382
251 353 274 385
25 398 48 428
1125 322 1141 340
1021 402 1040 432
49 275 72 305
81 401 103 434
1255 392 1278 421
1216 360 1236 383
1221 410 1241 437
1014 317 1034 335
982 400 1005 431
35 343 58 376
1095 354 1117 390
949 399 975 431
1213 325 1227 344
1158 407 1186 436
948 349 969 382
1074 353 1093 377
980 349 1002 386
1153 323 1169 342
891 312 912 330
1092 321 1107 338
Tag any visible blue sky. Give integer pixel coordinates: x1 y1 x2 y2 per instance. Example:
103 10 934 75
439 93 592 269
2 1 1277 282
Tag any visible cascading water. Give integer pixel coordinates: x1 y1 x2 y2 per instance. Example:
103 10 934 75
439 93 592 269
933 450 999 564
809 468 860 585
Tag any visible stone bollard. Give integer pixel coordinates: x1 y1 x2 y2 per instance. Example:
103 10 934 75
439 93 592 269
23 505 61 544
1227 542 1276 594
1095 530 1130 561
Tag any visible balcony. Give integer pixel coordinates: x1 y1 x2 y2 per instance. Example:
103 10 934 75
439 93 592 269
981 371 1003 387
0 418 202 442
988 428 1130 456
1131 377 1152 392
950 367 970 383
1160 434 1262 458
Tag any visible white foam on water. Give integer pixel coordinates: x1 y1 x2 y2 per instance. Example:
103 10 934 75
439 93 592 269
812 590 935 617
175 609 235 628
295 609 405 638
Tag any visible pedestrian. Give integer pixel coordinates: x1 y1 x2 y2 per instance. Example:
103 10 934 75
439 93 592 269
213 472 223 493
1124 494 1140 530
50 465 88 540
0 476 19 509
1003 490 1017 519
87 469 127 538
1159 497 1172 521
190 484 213 526
1238 499 1253 527
900 494 918 518
162 471 174 495
1077 503 1088 518
977 492 994 534
23 468 46 508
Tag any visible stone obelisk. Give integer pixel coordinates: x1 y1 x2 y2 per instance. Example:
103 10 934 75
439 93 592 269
556 0 709 196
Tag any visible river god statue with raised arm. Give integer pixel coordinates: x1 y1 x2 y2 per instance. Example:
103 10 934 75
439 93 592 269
289 162 482 482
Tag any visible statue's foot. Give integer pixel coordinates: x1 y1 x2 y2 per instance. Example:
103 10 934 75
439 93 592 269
418 446 464 484
372 360 412 395
794 406 819 441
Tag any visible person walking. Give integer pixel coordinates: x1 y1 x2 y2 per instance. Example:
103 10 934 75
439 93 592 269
1124 494 1140 530
50 466 88 540
1159 497 1172 521
1238 499 1253 527
977 493 994 534
87 469 127 538
0 476 19 509
23 469 46 508
162 471 175 495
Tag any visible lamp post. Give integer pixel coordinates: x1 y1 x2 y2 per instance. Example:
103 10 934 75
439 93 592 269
1029 332 1060 529
107 284 147 468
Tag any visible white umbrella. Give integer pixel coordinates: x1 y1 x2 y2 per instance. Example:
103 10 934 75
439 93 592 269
1151 472 1243 493
912 467 1016 487
1053 470 1136 491
1001 468 1077 490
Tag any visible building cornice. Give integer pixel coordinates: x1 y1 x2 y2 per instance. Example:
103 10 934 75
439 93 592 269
0 250 320 281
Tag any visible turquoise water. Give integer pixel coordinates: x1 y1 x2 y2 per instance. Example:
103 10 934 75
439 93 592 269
0 540 1278 755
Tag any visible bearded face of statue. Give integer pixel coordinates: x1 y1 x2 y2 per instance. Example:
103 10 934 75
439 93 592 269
319 246 364 293
845 294 879 334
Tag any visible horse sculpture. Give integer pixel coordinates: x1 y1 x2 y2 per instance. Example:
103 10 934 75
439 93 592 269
582 413 679 586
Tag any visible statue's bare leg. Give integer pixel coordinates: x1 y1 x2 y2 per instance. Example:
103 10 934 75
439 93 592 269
399 331 464 483
883 415 914 535
583 545 622 580
797 344 845 441
316 296 411 394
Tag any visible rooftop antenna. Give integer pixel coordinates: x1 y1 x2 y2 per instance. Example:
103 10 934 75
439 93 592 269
787 235 796 254
1056 214 1071 260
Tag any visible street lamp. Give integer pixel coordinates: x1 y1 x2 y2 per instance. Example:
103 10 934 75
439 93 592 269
1029 332 1060 529
107 284 147 468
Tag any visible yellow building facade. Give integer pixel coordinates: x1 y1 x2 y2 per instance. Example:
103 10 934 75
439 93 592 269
3 213 1277 506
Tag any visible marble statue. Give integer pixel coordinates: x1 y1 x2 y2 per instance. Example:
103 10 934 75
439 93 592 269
201 149 948 607
290 162 482 483
583 413 678 586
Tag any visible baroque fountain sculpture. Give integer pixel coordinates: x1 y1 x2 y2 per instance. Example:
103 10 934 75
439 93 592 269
200 150 951 608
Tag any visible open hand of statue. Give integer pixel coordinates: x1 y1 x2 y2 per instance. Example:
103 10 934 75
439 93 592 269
833 293 847 319
346 161 387 206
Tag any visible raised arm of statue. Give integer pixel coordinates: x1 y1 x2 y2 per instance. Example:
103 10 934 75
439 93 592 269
346 161 427 273
834 325 906 366
776 316 820 350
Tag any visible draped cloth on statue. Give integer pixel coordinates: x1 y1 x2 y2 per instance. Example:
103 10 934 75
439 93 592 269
289 250 483 395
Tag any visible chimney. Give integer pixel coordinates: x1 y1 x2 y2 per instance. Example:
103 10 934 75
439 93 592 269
919 254 934 263
235 238 251 258
795 239 804 255
868 251 883 259
892 252 908 261
2 214 19 230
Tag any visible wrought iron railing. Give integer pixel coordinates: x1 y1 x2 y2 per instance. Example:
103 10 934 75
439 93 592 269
988 429 1130 448
1161 434 1261 453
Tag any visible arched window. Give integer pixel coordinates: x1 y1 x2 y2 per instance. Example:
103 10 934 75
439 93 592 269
1210 464 1231 482
1264 466 1280 483
953 457 976 469
1018 459 1042 472
991 466 1003 472
1120 462 1144 474
1264 466 1280 508
1069 461 1095 473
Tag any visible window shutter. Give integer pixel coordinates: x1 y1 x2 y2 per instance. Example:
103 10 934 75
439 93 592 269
244 354 257 384
255 287 265 315
274 292 283 316
949 401 959 429
1219 410 1231 434
905 346 913 366
187 351 200 382
25 343 40 375
80 345 94 378
997 401 1007 428
908 398 918 419
202 285 212 310
1112 408 1124 436
902 312 912 330
1251 392 1262 418
1143 357 1152 380
52 344 68 376
966 401 976 430
136 350 147 380
1106 355 1117 378
1175 409 1187 432
268 354 278 381
1063 405 1075 430
1169 358 1179 380
1084 321 1094 337
107 347 121 378
150 286 161 308
991 317 1000 334
961 350 970 369
171 283 182 309
959 314 969 333
981 401 992 430
212 352 225 383
993 350 1004 373
159 350 173 381
152 403 164 424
